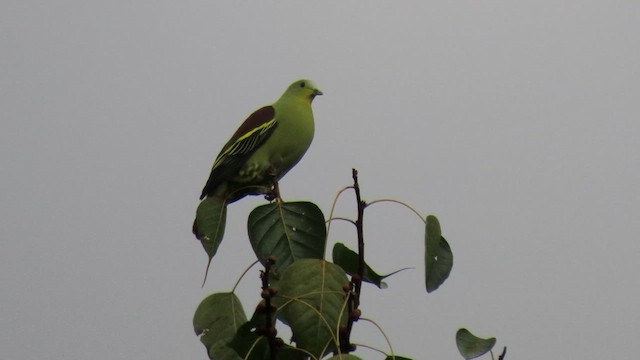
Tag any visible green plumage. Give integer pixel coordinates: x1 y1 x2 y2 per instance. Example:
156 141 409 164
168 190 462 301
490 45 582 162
200 79 322 203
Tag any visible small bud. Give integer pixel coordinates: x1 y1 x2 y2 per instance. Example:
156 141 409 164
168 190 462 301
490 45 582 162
350 308 362 321
351 274 361 282
267 256 277 264
261 289 270 299
267 326 278 337
275 338 284 347
256 301 267 313
269 287 279 297
342 283 351 293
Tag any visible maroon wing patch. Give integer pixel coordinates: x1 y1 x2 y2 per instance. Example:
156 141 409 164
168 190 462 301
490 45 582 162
229 106 276 144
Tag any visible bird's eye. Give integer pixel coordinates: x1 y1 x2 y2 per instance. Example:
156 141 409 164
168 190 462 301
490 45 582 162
299 82 306 88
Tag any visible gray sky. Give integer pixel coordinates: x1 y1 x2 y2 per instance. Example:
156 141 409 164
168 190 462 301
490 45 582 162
2 1 639 359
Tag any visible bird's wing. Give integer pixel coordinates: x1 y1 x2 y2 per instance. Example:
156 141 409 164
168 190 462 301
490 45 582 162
200 106 278 199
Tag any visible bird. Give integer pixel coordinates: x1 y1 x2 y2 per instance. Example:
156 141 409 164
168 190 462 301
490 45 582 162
199 79 322 204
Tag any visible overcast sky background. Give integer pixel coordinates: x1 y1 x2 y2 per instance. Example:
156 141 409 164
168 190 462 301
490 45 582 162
2 1 639 359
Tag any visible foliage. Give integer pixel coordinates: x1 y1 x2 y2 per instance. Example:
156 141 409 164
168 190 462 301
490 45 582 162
456 329 506 360
424 215 453 293
191 169 503 359
248 202 327 276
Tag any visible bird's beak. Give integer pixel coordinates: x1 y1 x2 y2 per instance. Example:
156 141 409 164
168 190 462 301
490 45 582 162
314 89 323 96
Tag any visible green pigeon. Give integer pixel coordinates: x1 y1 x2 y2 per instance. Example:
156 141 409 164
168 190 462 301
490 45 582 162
199 79 322 203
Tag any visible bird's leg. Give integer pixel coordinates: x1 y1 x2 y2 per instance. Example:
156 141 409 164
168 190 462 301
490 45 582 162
263 165 283 203
272 180 283 203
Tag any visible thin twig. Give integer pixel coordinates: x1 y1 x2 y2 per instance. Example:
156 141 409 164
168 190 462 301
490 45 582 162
350 343 387 357
326 185 354 240
232 260 260 293
360 317 395 359
326 217 357 226
261 257 277 359
340 169 366 353
366 198 426 224
498 346 507 360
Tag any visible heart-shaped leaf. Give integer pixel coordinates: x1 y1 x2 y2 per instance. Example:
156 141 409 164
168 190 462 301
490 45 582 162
248 201 326 275
208 339 243 360
456 328 496 359
228 321 269 360
425 215 453 292
193 197 227 284
193 292 246 353
332 243 410 288
273 259 348 358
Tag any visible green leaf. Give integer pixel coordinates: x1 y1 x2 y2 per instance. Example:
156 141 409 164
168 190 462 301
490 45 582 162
332 243 410 288
325 355 363 359
228 319 308 360
193 197 227 284
208 339 243 360
456 328 496 360
277 345 309 360
274 259 349 358
248 201 326 275
193 292 247 353
424 215 441 290
384 356 414 360
228 300 313 360
228 321 269 360
426 236 453 292
425 215 453 293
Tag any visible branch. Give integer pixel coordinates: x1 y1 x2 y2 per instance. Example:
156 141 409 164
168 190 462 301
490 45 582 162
498 346 507 360
366 198 426 224
260 256 278 359
352 169 366 304
340 169 366 353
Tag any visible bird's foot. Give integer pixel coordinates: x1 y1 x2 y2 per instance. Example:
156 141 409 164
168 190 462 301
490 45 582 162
264 190 276 202
264 180 283 203
263 165 283 202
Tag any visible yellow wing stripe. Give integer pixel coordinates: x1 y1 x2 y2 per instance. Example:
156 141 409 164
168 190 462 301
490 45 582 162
211 119 277 171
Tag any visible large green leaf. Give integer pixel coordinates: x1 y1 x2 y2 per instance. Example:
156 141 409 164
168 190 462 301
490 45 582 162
456 328 496 359
226 300 275 360
332 243 410 289
425 215 453 293
208 340 243 360
248 201 326 275
228 321 269 360
274 259 349 358
277 345 309 360
228 319 308 360
193 292 247 353
193 197 227 283
384 356 414 360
